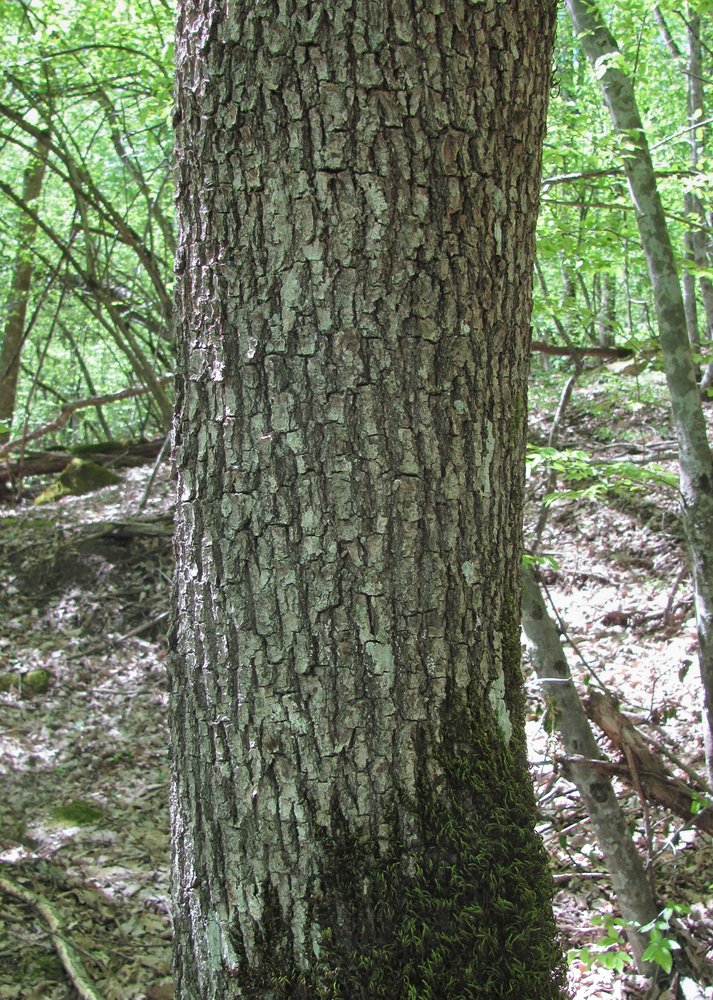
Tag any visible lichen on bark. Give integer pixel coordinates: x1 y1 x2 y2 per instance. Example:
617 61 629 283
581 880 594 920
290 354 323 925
233 705 566 999
171 0 563 996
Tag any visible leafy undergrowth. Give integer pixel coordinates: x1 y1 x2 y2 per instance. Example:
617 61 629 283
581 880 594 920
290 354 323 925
529 367 713 998
0 368 711 998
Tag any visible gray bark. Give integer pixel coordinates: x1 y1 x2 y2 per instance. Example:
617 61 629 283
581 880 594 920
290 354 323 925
684 8 713 389
566 0 713 787
171 1 564 998
521 569 659 973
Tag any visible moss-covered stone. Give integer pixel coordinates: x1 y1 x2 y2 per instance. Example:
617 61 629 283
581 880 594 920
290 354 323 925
24 668 52 695
0 672 21 693
34 458 121 505
235 704 567 999
0 668 52 696
52 800 104 826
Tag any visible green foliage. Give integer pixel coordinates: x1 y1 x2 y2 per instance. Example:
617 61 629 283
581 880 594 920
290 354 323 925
522 552 560 572
690 790 712 816
568 906 690 977
527 445 678 506
534 1 704 368
567 915 633 974
0 0 174 446
640 927 679 974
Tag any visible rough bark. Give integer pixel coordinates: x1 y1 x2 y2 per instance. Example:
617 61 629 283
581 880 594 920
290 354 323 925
566 0 713 787
0 129 50 444
171 2 563 997
522 569 659 973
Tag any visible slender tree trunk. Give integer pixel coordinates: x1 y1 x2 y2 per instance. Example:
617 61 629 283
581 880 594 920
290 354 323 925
681 10 711 377
0 128 50 444
521 569 659 974
596 272 616 348
566 0 713 787
58 322 113 440
684 8 713 390
171 2 564 997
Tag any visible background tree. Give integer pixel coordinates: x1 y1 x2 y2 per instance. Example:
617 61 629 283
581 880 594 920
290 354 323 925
564 0 713 787
170 1 564 997
0 125 49 444
0 0 175 449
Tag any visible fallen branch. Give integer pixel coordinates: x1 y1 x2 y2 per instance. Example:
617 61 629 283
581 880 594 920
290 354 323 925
581 692 713 835
531 340 634 360
0 376 172 459
76 516 174 542
0 439 166 485
67 610 170 660
0 871 106 1000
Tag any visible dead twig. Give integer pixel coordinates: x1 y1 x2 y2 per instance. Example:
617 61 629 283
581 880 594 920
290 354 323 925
0 871 106 1000
0 377 172 459
67 611 169 661
568 691 713 835
664 562 691 627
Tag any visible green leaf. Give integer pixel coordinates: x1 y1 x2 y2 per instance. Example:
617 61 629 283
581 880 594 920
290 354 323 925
641 937 676 974
598 949 631 972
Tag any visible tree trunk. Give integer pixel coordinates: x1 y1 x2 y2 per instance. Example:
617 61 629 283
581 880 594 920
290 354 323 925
680 8 713 379
566 0 713 788
683 7 713 390
0 128 50 444
171 3 564 998
521 569 659 974
596 272 617 348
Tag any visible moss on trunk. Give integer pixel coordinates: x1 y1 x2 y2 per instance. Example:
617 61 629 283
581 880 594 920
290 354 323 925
238 706 565 999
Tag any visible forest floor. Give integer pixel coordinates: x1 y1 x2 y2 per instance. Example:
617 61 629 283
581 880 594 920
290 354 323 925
1 366 712 999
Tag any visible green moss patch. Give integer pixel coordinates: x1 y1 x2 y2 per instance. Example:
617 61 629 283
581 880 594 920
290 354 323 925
0 668 52 696
234 704 567 998
34 458 121 505
52 800 105 826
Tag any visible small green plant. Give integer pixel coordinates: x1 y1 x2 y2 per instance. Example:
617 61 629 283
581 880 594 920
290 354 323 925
639 906 688 974
567 915 632 974
690 790 712 816
522 552 559 571
568 906 689 976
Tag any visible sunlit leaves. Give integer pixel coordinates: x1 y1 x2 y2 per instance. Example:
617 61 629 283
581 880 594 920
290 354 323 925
535 2 704 356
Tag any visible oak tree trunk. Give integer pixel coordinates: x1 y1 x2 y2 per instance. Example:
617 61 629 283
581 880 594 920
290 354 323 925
171 2 563 996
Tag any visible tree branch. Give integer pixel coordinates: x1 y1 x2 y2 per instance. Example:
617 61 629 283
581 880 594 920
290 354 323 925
0 378 172 458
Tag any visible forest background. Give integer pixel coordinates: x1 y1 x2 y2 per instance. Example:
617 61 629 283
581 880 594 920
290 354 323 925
1 0 712 997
